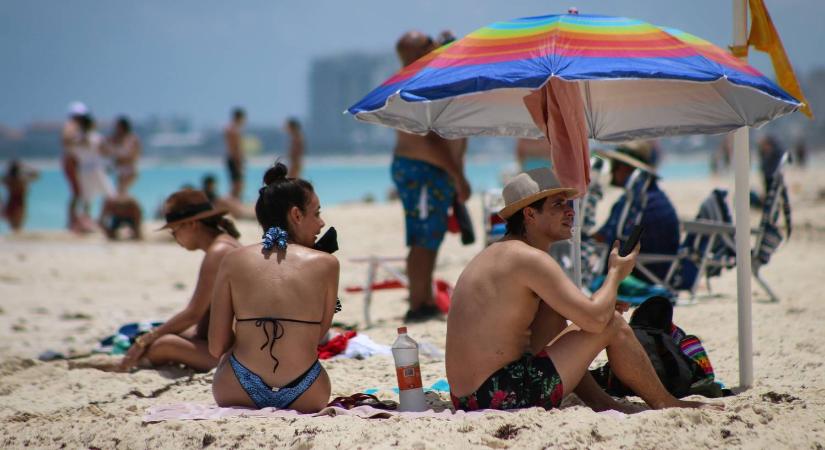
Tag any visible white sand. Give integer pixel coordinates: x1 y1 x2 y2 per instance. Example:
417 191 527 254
1 166 824 449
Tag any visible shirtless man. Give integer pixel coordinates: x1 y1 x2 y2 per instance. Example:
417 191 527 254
446 168 718 412
224 108 246 200
391 31 471 322
285 118 305 178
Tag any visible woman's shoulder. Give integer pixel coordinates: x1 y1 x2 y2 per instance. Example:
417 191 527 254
289 246 339 273
204 236 244 263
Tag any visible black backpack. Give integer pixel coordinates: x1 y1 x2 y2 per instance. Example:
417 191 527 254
590 296 703 398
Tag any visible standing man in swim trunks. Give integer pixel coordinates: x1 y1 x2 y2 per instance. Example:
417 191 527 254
225 107 246 200
62 101 86 230
446 168 719 412
391 31 472 323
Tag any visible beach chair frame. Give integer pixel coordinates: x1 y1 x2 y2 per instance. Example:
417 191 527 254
349 256 408 328
634 153 791 303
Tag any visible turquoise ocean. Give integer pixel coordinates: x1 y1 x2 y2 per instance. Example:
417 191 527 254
1 156 710 232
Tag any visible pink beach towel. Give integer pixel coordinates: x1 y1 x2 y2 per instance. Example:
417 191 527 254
523 77 590 196
143 403 628 423
144 403 500 422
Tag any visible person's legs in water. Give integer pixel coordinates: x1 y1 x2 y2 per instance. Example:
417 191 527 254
544 311 721 410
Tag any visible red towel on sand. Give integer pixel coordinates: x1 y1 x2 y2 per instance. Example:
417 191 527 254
318 330 357 359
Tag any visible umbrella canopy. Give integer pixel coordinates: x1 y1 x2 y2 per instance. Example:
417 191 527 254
348 13 800 142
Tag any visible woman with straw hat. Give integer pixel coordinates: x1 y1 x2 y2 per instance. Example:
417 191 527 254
209 162 338 412
117 189 242 372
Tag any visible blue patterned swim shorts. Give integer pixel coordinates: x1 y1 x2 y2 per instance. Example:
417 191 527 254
391 156 455 251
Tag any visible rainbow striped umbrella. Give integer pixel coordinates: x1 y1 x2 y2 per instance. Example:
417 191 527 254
348 13 800 142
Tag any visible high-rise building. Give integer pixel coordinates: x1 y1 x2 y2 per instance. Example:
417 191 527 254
308 51 397 153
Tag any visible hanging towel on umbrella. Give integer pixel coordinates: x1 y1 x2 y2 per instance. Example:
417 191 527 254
523 78 590 195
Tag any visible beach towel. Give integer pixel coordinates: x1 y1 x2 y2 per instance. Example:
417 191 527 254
97 321 164 355
523 78 591 195
318 330 357 360
143 402 628 423
589 274 674 306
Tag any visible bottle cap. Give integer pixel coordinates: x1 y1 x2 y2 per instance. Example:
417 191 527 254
397 327 407 334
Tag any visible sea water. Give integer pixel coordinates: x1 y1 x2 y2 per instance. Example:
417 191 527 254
0 156 710 232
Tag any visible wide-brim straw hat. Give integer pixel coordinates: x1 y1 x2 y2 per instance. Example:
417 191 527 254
596 141 656 174
157 189 228 230
499 167 578 219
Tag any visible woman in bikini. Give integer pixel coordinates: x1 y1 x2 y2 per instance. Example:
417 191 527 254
106 116 141 194
210 162 339 413
117 189 242 372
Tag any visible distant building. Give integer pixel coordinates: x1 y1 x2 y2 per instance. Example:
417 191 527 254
307 51 397 153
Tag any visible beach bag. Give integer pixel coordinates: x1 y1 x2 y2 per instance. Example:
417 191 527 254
590 296 708 398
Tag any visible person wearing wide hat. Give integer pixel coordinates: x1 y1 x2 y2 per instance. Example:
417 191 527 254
445 167 717 413
117 189 242 372
593 141 680 284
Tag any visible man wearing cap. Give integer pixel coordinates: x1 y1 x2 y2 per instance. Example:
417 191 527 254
446 168 714 412
391 31 472 322
594 141 679 283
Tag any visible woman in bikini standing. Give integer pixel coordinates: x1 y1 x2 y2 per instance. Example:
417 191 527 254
210 162 339 413
107 116 141 194
117 189 242 371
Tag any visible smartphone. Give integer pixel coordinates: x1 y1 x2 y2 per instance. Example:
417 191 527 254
619 225 643 257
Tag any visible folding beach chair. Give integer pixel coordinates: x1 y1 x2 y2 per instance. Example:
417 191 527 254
635 153 792 302
634 189 737 299
579 165 655 288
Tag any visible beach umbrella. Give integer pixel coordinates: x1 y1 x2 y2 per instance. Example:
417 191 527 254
348 11 801 389
348 13 799 143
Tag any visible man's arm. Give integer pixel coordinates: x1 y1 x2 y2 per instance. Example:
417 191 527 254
519 242 637 333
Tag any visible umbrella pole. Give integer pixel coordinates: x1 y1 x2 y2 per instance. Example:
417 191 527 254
732 0 754 389
573 199 582 288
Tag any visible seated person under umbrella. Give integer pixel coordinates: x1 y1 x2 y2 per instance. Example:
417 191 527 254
592 142 679 284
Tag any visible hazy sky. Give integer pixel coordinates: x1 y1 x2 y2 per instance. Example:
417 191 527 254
3 0 822 128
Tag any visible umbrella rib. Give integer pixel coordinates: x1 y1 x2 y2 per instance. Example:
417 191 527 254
582 80 596 140
710 78 747 125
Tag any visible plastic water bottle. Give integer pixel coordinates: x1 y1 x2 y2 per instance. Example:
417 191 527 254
391 327 427 412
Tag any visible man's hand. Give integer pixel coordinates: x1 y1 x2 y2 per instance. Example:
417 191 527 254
615 301 631 314
455 175 472 203
607 240 638 281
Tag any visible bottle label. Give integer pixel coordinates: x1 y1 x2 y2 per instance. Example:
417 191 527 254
395 363 423 390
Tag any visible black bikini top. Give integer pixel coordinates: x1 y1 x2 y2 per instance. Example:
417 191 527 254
236 317 321 373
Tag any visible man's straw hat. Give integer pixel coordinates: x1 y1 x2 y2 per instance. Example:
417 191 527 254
157 189 228 230
499 168 578 219
595 141 656 174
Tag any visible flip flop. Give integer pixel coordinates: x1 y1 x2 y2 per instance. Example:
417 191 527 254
327 393 398 410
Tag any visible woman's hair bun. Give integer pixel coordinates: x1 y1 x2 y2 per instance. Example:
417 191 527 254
263 162 288 185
